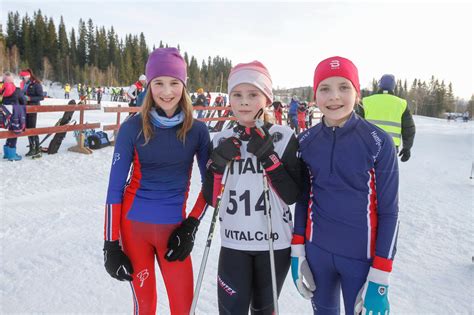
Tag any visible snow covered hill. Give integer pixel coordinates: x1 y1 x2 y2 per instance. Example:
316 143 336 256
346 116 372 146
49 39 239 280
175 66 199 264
0 100 472 313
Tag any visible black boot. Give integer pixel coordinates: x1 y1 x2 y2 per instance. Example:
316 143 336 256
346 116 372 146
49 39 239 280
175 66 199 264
25 137 35 157
31 136 42 159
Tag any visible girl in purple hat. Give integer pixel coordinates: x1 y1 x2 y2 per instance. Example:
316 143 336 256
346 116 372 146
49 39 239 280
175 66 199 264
103 47 210 314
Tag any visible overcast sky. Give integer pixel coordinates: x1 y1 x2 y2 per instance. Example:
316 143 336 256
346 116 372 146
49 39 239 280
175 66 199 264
2 0 473 99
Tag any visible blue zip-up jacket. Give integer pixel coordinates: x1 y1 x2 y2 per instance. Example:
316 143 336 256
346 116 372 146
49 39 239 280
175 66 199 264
295 112 399 270
22 80 44 105
288 99 299 115
104 113 210 241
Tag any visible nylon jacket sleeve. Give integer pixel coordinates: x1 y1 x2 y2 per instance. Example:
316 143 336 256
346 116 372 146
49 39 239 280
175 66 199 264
401 107 416 150
265 134 302 205
203 142 217 206
373 133 400 271
188 123 211 220
103 122 135 241
293 159 311 238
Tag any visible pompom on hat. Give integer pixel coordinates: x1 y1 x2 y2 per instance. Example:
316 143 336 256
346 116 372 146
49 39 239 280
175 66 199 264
313 56 360 99
145 48 187 86
228 60 273 103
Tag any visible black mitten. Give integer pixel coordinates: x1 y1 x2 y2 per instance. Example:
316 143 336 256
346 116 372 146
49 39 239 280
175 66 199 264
398 148 411 162
103 240 134 281
209 137 242 174
165 217 200 262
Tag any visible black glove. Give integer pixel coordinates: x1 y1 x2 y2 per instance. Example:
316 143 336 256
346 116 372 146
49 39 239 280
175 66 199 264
165 217 200 262
247 126 280 169
103 240 134 281
209 137 242 174
398 148 411 162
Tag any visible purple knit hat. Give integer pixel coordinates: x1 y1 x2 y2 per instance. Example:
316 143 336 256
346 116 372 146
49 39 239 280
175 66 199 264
145 47 187 86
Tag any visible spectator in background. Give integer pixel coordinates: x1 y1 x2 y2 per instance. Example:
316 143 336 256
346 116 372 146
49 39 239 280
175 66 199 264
288 95 299 134
97 86 103 105
206 91 212 107
297 101 307 132
20 68 44 159
272 99 283 125
64 83 71 99
214 93 224 117
1 71 26 161
127 74 147 107
360 74 416 162
194 88 207 119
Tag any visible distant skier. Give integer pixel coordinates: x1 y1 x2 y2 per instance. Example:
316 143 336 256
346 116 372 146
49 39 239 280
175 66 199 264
203 60 302 314
103 48 210 314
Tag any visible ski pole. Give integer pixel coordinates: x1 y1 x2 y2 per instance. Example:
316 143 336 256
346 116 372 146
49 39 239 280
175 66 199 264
255 118 279 315
262 172 279 315
470 161 473 179
190 156 235 314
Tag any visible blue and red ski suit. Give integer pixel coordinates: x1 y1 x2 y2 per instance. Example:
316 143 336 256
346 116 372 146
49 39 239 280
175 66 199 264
294 113 399 314
104 113 210 314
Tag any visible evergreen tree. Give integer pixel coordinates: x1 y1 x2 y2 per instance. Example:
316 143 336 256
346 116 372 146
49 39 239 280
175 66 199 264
87 19 97 66
57 16 69 82
19 15 33 69
32 10 47 73
45 17 58 78
97 27 108 71
77 19 87 67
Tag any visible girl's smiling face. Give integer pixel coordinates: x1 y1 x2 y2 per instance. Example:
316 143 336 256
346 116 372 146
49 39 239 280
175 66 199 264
315 76 359 126
150 76 184 117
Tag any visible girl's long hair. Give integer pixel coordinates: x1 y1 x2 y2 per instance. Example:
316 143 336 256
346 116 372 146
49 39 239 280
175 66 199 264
141 86 194 144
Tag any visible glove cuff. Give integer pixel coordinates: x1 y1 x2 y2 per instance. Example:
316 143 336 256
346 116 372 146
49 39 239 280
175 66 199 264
103 240 121 251
291 244 306 257
367 266 390 286
260 152 281 171
183 216 200 229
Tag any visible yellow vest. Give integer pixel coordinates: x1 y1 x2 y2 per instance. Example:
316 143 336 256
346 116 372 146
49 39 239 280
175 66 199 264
362 93 407 146
65 85 71 93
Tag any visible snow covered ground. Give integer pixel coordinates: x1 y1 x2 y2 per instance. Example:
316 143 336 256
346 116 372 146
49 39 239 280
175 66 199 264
0 98 472 314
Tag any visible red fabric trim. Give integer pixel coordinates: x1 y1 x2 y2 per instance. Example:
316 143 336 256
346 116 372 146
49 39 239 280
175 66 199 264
212 173 223 206
369 168 378 258
291 234 305 245
265 161 281 172
188 191 207 220
373 256 393 272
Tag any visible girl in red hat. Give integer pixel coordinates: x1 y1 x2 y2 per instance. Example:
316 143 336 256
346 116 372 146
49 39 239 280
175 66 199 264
19 68 44 158
291 56 399 314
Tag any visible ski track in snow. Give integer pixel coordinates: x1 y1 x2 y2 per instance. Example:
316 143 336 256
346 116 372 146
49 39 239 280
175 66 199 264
0 99 472 314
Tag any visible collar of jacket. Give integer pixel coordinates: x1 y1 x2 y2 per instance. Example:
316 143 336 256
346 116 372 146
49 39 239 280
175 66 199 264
321 111 359 136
